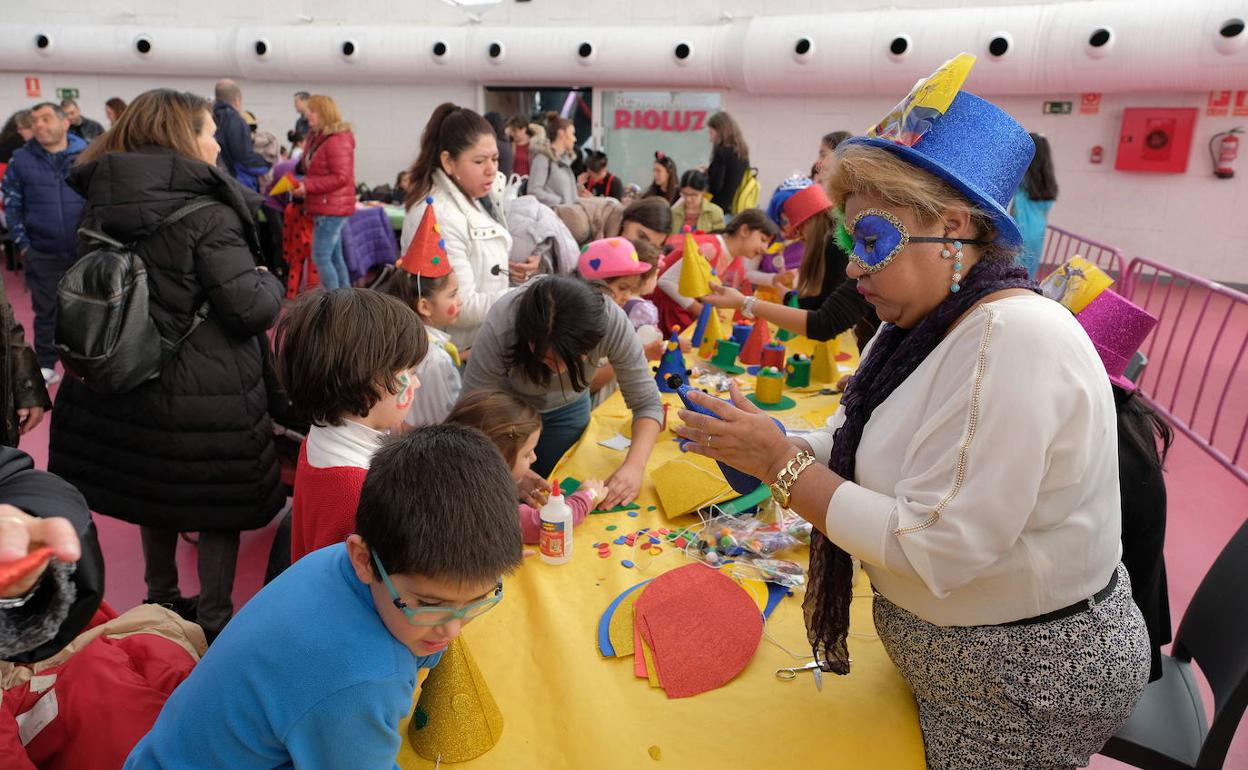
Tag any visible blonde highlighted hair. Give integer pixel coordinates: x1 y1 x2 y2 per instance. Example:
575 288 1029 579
306 94 351 135
827 144 1013 261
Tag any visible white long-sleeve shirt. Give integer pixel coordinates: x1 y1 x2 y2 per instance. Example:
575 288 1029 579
802 294 1121 626
404 327 462 429
742 255 782 288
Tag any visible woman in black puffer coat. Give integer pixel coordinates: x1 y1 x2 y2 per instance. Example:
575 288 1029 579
49 89 286 639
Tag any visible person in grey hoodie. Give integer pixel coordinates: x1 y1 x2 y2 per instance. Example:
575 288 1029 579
462 275 661 508
527 115 579 206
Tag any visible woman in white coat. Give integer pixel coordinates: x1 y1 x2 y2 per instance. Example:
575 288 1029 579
402 104 537 350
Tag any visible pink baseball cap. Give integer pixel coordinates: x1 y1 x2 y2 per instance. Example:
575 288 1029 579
578 238 650 280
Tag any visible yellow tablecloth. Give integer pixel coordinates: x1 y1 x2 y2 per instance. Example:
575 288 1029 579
397 331 925 769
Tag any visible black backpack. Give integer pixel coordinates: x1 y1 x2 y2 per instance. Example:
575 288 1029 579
55 196 218 394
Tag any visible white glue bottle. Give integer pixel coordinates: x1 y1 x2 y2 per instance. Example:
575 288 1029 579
539 479 574 565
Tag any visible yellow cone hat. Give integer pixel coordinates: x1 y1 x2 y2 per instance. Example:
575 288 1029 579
698 306 724 359
811 337 841 384
409 637 503 763
677 232 712 299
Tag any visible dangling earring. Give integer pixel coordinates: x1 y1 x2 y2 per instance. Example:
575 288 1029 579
941 240 964 293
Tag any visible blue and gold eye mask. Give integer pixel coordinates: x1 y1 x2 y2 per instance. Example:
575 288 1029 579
838 208 987 273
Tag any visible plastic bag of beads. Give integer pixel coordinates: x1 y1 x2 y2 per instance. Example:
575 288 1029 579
715 512 810 558
728 558 806 590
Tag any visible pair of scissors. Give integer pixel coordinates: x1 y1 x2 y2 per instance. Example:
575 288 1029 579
776 660 824 691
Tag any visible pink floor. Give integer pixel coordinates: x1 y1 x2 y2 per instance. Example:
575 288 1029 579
6 265 1247 767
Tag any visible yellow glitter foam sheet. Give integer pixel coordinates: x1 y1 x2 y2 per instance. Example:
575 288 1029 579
651 455 734 520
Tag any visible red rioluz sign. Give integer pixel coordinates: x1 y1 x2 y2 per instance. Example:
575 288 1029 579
614 109 708 132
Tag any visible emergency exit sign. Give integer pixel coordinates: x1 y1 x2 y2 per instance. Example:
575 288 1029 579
56 87 79 100
1043 101 1073 115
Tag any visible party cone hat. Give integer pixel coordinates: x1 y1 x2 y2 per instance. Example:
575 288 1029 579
811 337 841 383
698 306 724 359
677 232 712 299
409 637 503 763
738 321 772 366
690 302 713 348
776 292 801 342
399 197 452 278
655 326 688 392
268 172 297 196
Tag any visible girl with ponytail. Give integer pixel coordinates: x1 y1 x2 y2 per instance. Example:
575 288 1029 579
400 103 533 350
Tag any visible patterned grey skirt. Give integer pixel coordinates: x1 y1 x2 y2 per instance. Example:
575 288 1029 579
873 564 1149 770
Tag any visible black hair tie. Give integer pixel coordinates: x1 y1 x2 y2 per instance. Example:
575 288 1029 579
491 264 502 276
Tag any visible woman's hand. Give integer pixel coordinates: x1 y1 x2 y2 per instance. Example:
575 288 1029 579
509 255 540 283
16 407 44 435
602 461 644 510
700 284 746 311
675 381 793 480
0 506 80 599
518 470 552 509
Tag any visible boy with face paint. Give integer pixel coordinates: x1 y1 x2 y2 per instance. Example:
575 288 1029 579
273 289 429 563
382 199 466 428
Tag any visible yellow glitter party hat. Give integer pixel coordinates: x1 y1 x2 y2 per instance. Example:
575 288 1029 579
652 455 734 519
811 337 840 384
698 306 724 359
409 637 503 763
677 232 713 299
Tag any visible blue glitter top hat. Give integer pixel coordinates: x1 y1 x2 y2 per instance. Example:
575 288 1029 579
841 55 1034 247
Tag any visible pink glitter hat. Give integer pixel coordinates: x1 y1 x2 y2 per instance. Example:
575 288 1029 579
1075 289 1157 392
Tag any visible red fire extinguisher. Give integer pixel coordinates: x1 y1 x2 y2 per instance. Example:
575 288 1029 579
1211 128 1243 179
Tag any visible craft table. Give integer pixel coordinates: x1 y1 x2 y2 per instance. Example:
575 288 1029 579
397 331 925 769
384 204 405 231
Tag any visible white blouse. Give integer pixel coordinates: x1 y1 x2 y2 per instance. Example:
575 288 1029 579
802 294 1122 626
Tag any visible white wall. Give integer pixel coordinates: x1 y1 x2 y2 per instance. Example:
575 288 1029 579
1 0 1245 282
731 90 1248 283
0 71 476 194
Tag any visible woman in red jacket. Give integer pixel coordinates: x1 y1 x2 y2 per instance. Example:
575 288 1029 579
295 95 356 290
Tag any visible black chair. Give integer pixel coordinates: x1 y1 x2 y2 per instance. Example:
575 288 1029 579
1100 519 1248 769
1125 350 1148 386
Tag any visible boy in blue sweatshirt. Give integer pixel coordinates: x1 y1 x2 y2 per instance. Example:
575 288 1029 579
125 424 524 770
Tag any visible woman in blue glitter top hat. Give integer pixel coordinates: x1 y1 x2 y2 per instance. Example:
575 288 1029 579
675 54 1148 768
